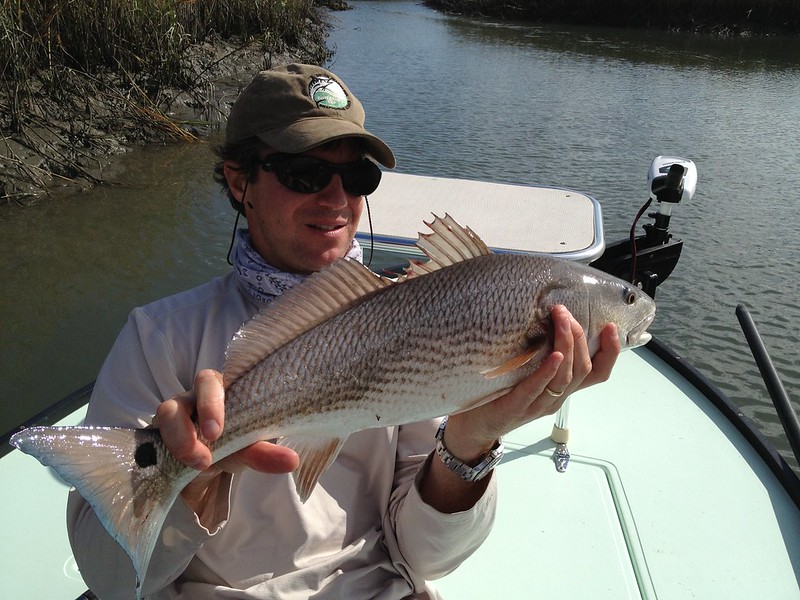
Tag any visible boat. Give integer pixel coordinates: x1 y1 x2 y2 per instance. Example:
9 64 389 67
2 157 798 599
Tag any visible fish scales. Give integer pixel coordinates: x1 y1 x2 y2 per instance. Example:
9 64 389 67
9 215 656 597
216 253 577 455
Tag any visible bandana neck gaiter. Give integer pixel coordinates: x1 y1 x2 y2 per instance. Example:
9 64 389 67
230 228 363 306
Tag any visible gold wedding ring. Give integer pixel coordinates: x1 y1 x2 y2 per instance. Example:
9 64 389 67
544 385 563 397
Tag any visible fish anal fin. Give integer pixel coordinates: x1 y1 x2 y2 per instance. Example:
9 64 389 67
224 259 392 387
278 434 347 502
480 340 549 380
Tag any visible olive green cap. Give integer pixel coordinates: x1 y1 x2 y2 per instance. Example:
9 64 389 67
225 63 396 168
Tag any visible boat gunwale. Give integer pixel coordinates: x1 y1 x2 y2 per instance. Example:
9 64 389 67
646 336 800 509
0 382 94 459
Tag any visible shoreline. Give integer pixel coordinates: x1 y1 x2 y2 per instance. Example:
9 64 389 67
0 5 334 205
3 0 797 204
423 0 800 36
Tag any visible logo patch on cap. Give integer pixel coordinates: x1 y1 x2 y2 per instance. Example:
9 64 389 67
309 76 350 110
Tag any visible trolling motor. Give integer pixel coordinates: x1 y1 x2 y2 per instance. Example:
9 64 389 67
645 156 698 245
553 157 698 472
590 156 698 298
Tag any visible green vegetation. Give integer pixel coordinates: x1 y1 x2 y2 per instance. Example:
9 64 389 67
426 0 800 35
0 0 335 201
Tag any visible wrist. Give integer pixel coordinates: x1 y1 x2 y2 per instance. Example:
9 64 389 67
441 414 500 464
435 417 503 483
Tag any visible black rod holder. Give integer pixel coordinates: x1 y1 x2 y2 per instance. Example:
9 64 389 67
736 304 800 466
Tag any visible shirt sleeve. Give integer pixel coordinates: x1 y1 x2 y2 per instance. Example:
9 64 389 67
382 421 498 591
67 307 236 598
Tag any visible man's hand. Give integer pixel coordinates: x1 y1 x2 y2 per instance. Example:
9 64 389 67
155 370 299 516
445 305 621 460
420 305 621 513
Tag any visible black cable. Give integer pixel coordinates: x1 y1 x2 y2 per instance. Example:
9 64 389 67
629 198 652 284
364 196 374 268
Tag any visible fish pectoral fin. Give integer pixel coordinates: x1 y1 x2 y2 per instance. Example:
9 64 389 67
278 434 346 502
480 343 549 379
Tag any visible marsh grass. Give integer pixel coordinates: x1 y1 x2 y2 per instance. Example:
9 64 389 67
0 0 331 200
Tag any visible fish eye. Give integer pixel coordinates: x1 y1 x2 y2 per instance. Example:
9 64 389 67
624 290 636 305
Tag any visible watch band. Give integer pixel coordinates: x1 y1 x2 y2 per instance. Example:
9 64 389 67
435 416 504 482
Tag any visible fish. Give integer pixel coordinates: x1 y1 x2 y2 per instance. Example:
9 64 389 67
10 214 655 596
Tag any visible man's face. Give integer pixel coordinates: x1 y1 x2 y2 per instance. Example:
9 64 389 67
230 141 366 274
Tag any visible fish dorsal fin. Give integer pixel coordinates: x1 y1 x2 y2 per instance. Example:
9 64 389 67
404 214 493 279
223 258 392 387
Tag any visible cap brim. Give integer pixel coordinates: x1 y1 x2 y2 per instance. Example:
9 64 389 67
255 118 396 169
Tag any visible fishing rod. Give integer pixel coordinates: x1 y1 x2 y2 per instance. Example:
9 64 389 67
736 304 800 466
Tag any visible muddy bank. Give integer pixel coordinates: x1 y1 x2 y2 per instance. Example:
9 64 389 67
424 0 800 35
0 11 334 204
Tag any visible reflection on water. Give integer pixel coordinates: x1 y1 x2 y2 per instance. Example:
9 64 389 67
448 17 800 72
0 143 233 434
2 1 798 472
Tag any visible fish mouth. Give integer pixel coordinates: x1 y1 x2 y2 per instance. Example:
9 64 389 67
626 312 655 348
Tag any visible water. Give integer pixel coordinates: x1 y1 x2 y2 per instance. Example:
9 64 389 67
0 143 234 433
1 1 798 470
324 1 800 469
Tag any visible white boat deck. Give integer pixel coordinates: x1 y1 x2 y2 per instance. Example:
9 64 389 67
357 172 605 262
435 346 800 599
3 347 799 598
1 409 88 598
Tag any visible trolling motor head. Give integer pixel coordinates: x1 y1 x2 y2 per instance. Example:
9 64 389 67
648 156 697 208
645 156 698 244
590 155 698 298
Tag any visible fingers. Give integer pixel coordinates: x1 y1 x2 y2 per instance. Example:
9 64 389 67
547 306 576 396
156 389 213 471
156 369 299 477
445 308 622 459
222 442 300 475
157 370 299 517
576 323 620 390
194 369 225 440
156 369 224 471
507 350 565 410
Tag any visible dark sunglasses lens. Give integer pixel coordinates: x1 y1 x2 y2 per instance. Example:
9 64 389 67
275 158 330 194
342 160 382 196
269 157 382 195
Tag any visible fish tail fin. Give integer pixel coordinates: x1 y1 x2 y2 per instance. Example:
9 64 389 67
11 426 185 593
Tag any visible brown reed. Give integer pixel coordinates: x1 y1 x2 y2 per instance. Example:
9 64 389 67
0 0 331 201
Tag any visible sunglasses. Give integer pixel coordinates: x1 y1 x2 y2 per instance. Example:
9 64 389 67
259 154 382 196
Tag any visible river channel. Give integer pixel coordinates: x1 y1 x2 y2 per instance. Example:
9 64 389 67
1 0 799 469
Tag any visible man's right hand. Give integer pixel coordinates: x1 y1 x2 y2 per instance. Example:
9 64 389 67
155 369 299 516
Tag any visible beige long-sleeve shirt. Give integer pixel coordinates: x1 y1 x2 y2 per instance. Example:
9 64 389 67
67 271 496 599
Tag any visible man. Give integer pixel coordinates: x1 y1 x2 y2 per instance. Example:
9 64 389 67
68 63 620 599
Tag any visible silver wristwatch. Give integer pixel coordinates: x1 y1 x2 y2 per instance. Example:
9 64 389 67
435 416 504 482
